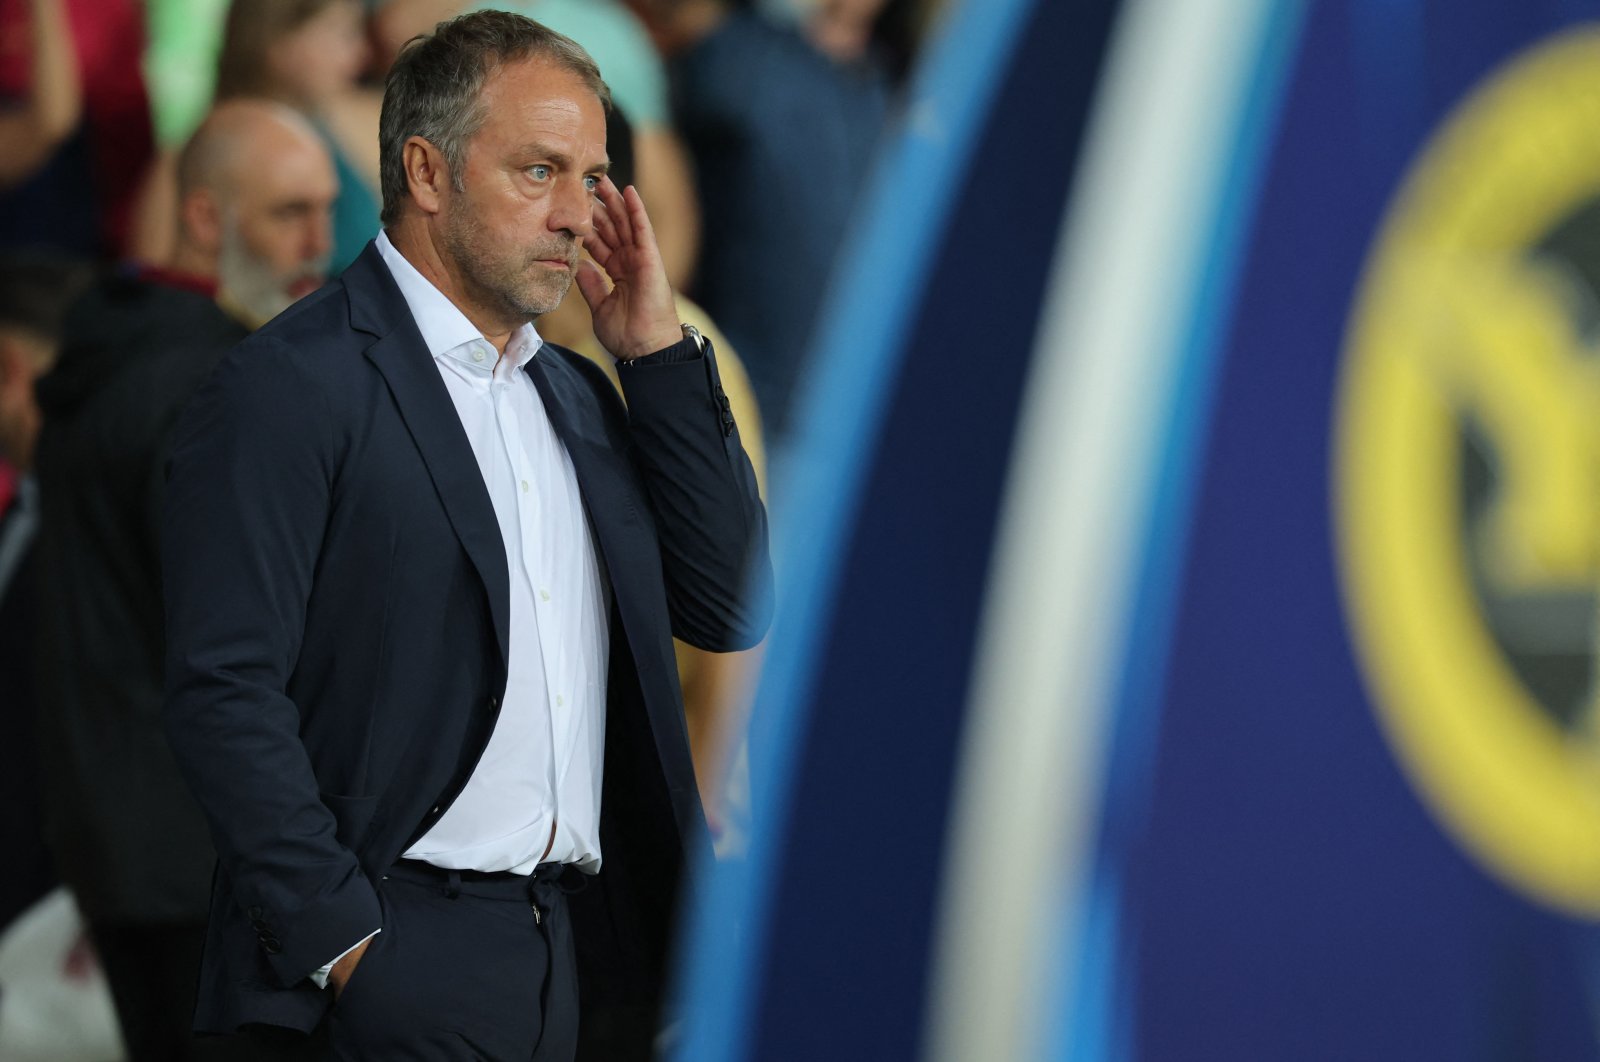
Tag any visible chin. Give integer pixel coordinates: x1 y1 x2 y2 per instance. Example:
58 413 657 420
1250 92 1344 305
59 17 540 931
516 286 571 320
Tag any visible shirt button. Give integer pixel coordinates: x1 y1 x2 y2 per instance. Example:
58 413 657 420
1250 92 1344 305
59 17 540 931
471 347 486 363
521 480 530 493
539 589 550 602
556 694 564 707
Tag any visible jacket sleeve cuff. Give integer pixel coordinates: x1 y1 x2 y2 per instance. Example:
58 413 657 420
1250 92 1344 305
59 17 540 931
255 867 383 988
619 335 702 366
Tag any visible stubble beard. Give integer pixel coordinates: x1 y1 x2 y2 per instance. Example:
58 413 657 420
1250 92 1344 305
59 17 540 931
441 199 576 323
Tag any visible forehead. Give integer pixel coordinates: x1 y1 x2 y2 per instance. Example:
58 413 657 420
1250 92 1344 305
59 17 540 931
286 0 361 38
473 57 607 160
233 129 338 204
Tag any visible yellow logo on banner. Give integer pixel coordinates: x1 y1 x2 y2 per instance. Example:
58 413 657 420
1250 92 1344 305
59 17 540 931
1338 29 1600 916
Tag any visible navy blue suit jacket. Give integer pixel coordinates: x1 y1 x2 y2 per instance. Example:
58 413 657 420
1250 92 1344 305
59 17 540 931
161 243 770 1037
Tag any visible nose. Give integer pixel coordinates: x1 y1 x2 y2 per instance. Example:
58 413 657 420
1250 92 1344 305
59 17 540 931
549 175 594 241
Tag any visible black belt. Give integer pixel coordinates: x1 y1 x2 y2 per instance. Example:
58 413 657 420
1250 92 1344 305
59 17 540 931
384 858 571 902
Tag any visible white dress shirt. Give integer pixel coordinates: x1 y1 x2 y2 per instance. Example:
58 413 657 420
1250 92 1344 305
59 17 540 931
379 231 610 875
311 234 611 986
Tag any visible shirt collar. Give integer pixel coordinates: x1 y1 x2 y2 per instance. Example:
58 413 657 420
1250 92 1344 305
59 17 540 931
374 230 543 373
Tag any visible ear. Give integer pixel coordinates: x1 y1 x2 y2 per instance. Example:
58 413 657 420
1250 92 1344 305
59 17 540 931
182 188 225 256
404 136 451 216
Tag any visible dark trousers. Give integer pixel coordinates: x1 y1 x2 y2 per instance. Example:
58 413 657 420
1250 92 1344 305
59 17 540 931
316 861 579 1062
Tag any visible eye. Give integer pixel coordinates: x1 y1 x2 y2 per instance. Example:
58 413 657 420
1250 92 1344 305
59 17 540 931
583 174 600 192
528 164 551 181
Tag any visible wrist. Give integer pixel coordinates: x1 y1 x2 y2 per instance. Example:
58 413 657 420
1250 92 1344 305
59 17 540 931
322 931 376 994
618 323 685 362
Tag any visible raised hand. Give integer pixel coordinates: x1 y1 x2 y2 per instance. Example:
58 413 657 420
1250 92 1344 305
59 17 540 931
575 176 682 361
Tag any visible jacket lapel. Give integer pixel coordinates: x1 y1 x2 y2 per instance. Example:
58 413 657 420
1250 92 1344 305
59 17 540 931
527 351 630 491
343 243 510 666
523 353 638 589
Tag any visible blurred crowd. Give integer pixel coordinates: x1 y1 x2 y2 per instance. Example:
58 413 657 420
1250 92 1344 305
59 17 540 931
0 0 934 1056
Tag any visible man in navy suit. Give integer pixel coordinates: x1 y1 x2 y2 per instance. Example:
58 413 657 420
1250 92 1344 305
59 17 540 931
161 12 770 1060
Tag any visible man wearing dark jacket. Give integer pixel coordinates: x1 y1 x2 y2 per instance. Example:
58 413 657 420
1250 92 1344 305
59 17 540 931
32 99 336 1061
162 13 770 1060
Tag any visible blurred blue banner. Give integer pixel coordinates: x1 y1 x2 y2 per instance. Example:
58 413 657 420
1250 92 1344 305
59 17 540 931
1131 2 1600 1059
671 2 1600 1060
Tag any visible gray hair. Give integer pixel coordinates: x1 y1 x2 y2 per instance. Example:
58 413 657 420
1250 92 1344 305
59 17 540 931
378 10 611 225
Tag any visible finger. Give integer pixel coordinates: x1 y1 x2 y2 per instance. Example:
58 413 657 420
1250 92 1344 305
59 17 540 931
585 217 617 267
590 188 621 244
574 258 610 313
623 184 661 258
585 235 615 274
597 175 635 248
589 197 621 259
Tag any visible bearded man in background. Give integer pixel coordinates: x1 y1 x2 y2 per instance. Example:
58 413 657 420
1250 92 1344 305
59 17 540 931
31 98 337 1062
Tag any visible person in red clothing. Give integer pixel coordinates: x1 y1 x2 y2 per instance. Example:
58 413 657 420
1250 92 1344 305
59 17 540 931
0 0 80 192
0 0 154 259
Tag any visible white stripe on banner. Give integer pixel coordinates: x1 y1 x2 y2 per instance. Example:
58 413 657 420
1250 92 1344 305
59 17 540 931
924 2 1281 1060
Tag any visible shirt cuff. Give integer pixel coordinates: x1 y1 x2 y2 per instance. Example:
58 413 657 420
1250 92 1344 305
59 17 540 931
308 928 381 989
